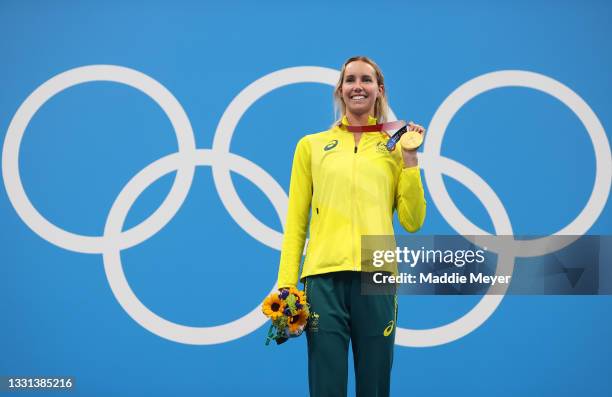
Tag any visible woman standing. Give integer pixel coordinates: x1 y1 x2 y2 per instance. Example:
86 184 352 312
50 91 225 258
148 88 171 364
277 56 426 397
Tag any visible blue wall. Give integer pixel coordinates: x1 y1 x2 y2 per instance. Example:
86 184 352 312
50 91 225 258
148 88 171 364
1 0 611 395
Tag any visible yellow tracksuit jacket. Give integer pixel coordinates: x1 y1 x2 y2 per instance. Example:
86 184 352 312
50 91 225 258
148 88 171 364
277 116 427 288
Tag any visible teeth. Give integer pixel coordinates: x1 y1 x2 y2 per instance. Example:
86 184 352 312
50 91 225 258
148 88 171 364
351 95 365 99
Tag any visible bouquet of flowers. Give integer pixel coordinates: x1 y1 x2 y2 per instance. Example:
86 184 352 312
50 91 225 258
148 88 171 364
261 287 310 345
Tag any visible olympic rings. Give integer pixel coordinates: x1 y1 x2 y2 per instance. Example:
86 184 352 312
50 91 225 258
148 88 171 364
2 65 610 346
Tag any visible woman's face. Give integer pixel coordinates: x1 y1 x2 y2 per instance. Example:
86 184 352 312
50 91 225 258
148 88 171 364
340 60 383 118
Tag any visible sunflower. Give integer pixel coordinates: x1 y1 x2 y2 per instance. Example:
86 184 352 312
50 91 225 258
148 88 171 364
288 309 309 334
262 293 286 321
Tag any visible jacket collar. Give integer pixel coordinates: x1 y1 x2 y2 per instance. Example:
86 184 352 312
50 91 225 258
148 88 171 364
340 115 378 127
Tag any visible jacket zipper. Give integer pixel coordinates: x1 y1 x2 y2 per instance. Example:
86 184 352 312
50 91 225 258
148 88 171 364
352 135 361 271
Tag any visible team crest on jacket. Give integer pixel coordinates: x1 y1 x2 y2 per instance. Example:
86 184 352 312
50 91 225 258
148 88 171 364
324 139 338 151
376 141 390 153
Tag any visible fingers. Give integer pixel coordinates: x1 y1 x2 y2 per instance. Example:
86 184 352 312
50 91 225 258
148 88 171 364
408 121 426 134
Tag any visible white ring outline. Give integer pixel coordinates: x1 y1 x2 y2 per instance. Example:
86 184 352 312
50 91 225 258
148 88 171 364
210 66 397 249
424 70 612 257
1 65 197 254
396 153 514 347
103 149 285 344
213 67 339 250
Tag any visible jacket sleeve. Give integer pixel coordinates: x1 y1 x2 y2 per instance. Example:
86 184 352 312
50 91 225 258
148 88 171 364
395 166 426 233
277 136 312 288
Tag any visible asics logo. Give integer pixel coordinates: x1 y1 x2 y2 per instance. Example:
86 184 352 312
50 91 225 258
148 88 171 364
383 320 395 337
324 139 338 151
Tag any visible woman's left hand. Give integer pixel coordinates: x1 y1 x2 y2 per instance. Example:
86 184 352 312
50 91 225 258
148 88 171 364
401 121 425 168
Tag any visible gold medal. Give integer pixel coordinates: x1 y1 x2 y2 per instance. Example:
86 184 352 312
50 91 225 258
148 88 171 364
399 129 424 150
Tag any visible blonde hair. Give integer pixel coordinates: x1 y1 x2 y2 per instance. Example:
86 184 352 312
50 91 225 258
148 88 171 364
333 56 389 126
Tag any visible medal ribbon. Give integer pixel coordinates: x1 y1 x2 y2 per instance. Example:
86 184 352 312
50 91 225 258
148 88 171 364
338 120 411 151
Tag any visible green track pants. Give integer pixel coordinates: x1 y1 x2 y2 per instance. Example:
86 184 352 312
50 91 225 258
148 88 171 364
304 271 397 397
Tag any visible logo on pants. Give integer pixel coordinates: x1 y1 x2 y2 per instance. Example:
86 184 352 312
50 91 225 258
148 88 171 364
383 320 395 337
308 312 320 332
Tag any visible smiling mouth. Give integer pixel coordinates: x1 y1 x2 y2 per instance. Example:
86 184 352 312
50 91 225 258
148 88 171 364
350 95 367 101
